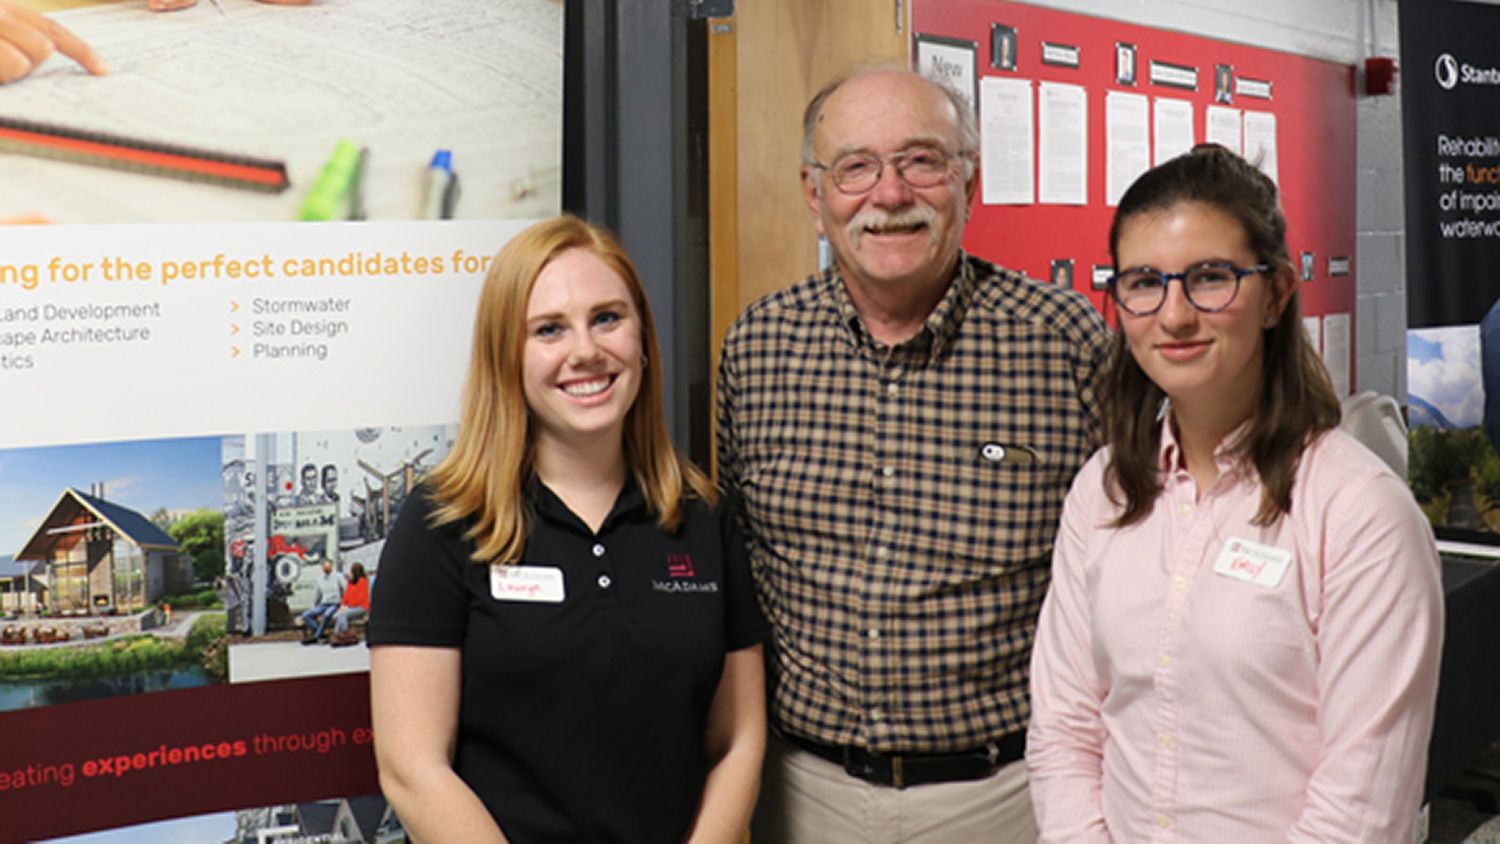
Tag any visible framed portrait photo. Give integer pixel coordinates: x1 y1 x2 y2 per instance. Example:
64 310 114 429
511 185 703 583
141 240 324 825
1116 42 1137 86
991 23 1018 72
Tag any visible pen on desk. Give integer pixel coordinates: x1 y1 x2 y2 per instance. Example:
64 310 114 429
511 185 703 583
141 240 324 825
347 146 368 221
421 149 457 220
297 139 361 221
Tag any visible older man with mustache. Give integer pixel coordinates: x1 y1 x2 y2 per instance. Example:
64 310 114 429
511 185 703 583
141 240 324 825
716 65 1110 843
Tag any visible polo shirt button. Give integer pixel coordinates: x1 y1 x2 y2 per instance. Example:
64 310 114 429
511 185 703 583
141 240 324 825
1178 503 1191 516
597 574 612 589
1156 814 1172 829
592 543 605 557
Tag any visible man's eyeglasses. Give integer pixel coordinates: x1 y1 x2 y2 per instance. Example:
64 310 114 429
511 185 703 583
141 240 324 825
1107 261 1270 316
810 146 966 195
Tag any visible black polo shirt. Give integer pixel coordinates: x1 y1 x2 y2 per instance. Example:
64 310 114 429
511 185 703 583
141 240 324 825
367 478 767 843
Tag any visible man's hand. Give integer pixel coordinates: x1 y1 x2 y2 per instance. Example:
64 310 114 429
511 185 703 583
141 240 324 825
0 0 106 84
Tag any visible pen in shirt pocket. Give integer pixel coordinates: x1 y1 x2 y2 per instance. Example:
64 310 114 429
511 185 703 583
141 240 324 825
978 442 1040 465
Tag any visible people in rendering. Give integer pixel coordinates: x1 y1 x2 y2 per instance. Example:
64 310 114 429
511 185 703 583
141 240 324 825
295 463 322 505
321 464 340 506
299 558 344 644
329 562 368 646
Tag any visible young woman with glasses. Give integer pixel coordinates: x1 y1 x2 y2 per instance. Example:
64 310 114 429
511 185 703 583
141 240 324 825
1026 145 1442 841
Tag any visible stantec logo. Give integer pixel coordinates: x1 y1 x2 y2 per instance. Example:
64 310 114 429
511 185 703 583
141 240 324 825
1436 53 1459 90
1435 51 1500 89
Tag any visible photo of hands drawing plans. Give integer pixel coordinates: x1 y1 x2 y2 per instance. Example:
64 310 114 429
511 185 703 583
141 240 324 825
0 0 561 223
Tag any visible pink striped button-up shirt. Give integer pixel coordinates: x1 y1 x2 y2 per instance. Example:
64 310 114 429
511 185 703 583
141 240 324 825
1028 421 1442 843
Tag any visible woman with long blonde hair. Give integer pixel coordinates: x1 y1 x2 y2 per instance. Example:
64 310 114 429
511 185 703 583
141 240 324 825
368 215 767 843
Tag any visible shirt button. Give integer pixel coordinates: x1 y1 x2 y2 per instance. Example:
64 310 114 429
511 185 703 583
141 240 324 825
1159 733 1174 749
886 383 899 398
1156 814 1172 829
870 708 884 720
867 628 881 640
1157 653 1171 668
875 546 890 560
596 574 612 589
1178 503 1191 516
881 466 895 479
592 543 605 557
1173 576 1187 591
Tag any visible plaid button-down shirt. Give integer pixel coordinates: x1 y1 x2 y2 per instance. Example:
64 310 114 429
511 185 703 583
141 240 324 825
717 253 1110 753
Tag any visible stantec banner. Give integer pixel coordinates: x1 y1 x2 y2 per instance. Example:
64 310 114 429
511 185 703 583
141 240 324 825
1401 0 1500 329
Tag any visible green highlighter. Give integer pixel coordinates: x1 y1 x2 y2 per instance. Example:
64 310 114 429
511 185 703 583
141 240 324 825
298 139 363 221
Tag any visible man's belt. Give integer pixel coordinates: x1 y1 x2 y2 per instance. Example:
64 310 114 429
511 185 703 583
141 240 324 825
780 728 1026 789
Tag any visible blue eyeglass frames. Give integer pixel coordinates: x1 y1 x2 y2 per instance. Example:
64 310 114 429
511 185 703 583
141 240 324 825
1106 261 1270 316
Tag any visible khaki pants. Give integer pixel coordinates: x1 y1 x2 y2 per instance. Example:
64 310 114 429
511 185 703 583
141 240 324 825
751 729 1038 843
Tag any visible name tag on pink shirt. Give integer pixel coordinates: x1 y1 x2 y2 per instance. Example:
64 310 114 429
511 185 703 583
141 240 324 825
490 565 566 603
1212 538 1292 589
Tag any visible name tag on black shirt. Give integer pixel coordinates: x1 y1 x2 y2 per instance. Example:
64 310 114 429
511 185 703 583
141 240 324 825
489 565 565 603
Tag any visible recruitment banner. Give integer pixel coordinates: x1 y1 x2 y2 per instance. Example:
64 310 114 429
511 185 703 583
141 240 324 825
0 0 561 840
1401 0 1500 542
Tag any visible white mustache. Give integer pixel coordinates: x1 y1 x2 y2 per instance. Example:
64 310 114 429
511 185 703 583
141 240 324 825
846 206 938 247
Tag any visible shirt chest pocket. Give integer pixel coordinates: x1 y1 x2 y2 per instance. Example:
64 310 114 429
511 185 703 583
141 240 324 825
918 443 1058 570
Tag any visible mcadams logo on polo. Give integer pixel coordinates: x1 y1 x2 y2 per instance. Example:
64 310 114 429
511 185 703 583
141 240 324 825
666 553 695 578
653 553 718 593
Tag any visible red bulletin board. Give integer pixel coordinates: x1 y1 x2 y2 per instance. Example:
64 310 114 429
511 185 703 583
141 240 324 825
910 0 1357 386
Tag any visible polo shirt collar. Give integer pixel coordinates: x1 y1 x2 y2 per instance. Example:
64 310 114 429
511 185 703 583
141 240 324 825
824 251 977 362
527 473 649 534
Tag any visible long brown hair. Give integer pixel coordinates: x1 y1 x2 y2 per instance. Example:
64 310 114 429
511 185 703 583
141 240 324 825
425 215 716 563
1103 145 1340 527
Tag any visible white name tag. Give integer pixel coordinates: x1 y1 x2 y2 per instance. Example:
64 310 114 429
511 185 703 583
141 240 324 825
490 565 565 603
1212 538 1292 588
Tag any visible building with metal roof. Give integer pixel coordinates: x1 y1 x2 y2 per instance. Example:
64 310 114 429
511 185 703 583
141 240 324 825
14 487 192 615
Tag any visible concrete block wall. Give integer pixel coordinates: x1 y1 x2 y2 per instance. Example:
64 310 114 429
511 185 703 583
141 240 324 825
1024 0 1410 400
